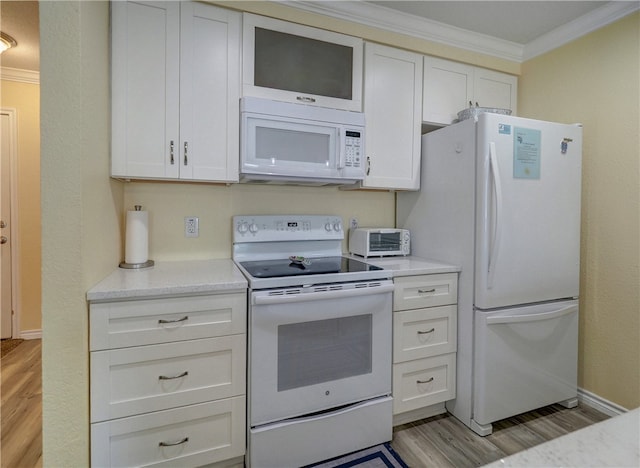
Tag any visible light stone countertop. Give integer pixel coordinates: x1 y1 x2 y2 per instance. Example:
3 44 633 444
358 255 461 277
483 408 640 468
86 259 247 302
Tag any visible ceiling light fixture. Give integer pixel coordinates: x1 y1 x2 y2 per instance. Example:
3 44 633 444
0 32 17 54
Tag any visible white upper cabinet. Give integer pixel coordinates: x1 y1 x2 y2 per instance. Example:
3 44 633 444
423 56 517 126
242 14 363 112
361 43 423 191
111 1 241 182
473 67 518 113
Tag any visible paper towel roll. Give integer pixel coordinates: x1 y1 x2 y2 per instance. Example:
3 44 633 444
125 208 149 264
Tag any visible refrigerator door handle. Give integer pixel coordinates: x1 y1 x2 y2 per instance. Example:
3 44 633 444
487 142 503 289
486 304 578 325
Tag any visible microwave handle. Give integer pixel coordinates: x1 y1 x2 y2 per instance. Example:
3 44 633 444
337 129 345 169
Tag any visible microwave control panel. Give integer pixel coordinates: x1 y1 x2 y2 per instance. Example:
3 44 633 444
344 130 362 168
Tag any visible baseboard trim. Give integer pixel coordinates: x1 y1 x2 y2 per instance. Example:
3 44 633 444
20 329 42 340
578 387 628 417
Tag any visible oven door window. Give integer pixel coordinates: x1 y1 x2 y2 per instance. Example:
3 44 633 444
369 232 401 252
277 314 372 391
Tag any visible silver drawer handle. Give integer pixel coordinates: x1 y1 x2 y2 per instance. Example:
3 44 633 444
159 437 189 447
418 288 436 294
158 316 188 324
417 328 435 335
417 377 434 384
159 371 188 381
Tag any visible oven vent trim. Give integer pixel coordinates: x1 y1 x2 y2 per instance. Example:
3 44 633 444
265 281 387 297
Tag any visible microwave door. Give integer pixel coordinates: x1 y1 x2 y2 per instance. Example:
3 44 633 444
242 115 339 179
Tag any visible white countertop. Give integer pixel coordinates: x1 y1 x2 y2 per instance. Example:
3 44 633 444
86 259 248 302
358 255 460 277
483 408 640 468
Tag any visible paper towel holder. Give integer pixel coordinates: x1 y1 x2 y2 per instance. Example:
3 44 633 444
119 205 155 269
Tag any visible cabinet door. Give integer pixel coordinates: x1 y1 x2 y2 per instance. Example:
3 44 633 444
473 68 518 114
423 56 473 125
179 3 241 182
111 1 180 179
242 13 363 112
363 43 422 190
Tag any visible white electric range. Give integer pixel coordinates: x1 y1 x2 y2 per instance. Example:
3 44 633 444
233 215 394 468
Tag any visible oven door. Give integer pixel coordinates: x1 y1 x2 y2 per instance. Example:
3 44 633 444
249 281 393 427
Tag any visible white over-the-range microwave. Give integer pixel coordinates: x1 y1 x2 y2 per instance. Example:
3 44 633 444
349 228 411 258
240 97 365 185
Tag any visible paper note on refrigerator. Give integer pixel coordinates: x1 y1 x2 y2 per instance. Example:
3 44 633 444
514 127 541 179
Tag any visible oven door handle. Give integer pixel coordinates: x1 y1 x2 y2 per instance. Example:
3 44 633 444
253 284 394 305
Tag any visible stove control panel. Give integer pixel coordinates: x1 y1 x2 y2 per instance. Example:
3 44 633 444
233 215 344 242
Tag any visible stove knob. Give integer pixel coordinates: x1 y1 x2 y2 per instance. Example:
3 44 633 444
237 222 249 234
333 222 342 232
249 223 259 234
325 222 333 232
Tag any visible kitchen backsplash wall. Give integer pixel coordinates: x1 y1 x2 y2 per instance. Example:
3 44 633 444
123 182 395 260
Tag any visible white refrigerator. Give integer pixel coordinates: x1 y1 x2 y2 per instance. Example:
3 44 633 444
397 112 582 435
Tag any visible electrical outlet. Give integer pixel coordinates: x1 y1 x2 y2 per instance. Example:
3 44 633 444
350 217 358 230
185 217 199 238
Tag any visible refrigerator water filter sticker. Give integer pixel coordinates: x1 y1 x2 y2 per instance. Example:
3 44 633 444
514 127 541 179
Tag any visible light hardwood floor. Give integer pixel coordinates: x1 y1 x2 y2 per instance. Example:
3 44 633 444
1 339 42 468
0 340 609 468
391 403 610 467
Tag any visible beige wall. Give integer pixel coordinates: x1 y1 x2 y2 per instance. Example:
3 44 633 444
0 79 41 334
123 183 394 261
519 12 640 410
40 1 119 466
39 2 638 466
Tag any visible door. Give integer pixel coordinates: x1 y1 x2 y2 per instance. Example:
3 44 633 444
363 43 422 190
473 300 578 427
179 2 240 181
249 282 393 426
475 113 583 309
422 56 473 125
111 1 180 179
1 111 14 338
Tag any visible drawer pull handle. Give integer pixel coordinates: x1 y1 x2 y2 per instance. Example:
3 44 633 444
417 328 435 335
159 437 189 447
418 288 436 294
158 316 188 324
159 371 189 381
417 377 434 384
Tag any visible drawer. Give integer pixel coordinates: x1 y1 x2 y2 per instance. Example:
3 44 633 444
91 396 246 468
392 353 456 415
393 305 456 363
393 273 457 311
91 335 246 422
90 293 246 351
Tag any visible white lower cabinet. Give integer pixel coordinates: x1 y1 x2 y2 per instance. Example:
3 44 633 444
89 292 247 467
392 273 458 425
91 397 245 468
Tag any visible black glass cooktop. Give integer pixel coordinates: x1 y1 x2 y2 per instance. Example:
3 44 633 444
240 256 382 279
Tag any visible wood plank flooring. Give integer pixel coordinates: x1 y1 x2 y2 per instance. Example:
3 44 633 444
0 339 610 468
391 403 610 467
0 339 42 468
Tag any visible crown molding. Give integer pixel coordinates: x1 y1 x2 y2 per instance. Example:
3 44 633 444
277 1 639 63
524 1 640 60
0 67 40 84
280 1 524 62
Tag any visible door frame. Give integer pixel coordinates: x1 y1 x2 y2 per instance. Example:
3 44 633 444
1 108 20 338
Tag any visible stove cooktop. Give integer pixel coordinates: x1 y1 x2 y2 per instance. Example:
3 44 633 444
240 256 383 279
237 255 390 289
